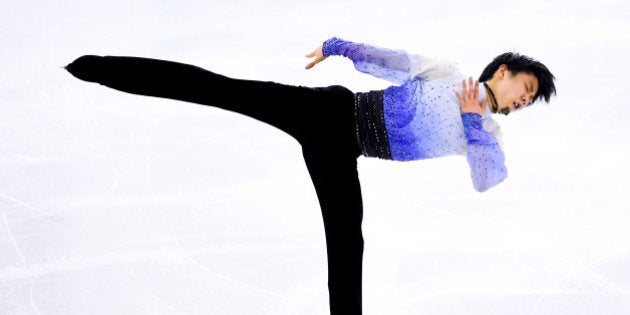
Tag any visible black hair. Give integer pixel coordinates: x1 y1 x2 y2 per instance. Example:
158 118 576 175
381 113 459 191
478 52 556 103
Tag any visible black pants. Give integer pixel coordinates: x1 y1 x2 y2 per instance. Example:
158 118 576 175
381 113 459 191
66 56 365 315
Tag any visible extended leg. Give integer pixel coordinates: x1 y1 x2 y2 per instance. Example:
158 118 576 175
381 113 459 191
65 55 351 144
302 146 364 315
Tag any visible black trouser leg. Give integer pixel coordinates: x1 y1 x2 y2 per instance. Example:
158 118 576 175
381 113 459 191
66 55 364 314
65 55 344 144
302 146 364 315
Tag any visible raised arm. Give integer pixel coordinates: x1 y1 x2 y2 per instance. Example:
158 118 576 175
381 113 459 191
306 37 454 85
456 78 508 192
324 37 417 84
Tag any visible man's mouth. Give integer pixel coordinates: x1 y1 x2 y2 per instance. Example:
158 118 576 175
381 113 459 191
499 106 511 115
500 101 520 115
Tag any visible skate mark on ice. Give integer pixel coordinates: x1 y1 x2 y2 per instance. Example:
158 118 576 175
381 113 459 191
128 266 190 315
2 210 42 314
3 210 27 266
173 238 304 303
29 276 42 315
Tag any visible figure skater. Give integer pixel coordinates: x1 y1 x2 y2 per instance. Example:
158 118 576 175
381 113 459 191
65 37 556 315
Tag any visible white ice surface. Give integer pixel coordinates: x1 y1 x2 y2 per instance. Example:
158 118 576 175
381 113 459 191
2 0 630 314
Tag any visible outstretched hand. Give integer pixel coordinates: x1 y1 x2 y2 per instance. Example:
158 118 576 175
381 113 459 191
305 44 325 69
455 77 487 115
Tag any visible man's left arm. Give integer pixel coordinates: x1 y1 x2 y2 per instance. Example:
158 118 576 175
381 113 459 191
456 78 508 192
462 113 508 192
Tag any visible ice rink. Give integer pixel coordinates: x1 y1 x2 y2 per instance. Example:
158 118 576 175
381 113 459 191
2 0 630 314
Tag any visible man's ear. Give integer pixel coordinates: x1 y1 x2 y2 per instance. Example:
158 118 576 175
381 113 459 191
498 64 508 79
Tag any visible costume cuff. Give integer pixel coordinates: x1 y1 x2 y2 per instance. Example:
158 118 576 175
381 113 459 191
461 112 483 131
322 37 340 58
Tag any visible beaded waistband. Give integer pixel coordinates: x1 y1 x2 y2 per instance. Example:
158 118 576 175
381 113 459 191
354 90 392 159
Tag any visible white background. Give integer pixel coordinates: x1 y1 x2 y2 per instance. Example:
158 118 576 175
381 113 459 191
1 0 629 314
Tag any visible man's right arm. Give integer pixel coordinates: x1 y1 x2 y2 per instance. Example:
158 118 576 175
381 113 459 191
321 37 417 85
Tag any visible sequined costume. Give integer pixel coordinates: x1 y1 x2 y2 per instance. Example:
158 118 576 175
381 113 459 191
324 37 507 192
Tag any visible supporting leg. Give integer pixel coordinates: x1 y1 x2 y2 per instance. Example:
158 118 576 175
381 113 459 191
302 146 364 315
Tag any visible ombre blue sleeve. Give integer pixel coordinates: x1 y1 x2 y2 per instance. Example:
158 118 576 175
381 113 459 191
461 113 508 192
323 37 416 85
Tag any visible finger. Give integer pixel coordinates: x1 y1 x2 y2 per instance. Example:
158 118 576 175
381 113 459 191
480 97 487 111
305 50 315 58
468 77 474 97
474 79 479 100
455 91 462 103
461 80 468 97
305 59 318 69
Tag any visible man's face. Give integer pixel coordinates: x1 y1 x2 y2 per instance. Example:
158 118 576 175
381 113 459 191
493 68 539 115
